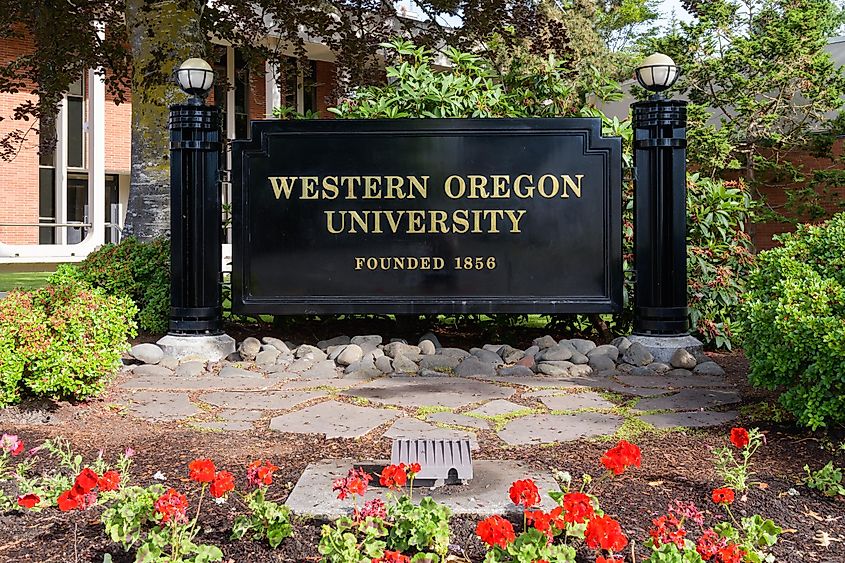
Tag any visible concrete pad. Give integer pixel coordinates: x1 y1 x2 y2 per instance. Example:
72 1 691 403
426 412 489 430
634 389 741 411
200 390 326 410
638 410 739 429
497 412 624 445
285 459 559 518
342 377 513 408
466 400 529 417
269 401 399 438
541 392 616 411
125 391 203 422
383 417 478 450
614 374 731 389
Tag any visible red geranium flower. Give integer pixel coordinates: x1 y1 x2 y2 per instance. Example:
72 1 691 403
57 490 79 511
379 464 407 490
509 478 540 508
476 515 516 548
98 470 121 492
585 515 628 552
333 467 372 500
74 468 99 493
11 439 24 456
711 488 735 505
408 463 421 475
601 440 641 475
562 492 595 524
247 460 279 487
210 470 235 498
730 428 749 449
717 543 746 563
372 551 410 563
596 557 622 563
649 514 687 549
17 493 39 509
355 498 387 521
188 459 216 483
155 488 188 524
696 529 728 561
525 506 565 539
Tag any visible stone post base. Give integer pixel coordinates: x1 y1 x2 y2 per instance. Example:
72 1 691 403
627 334 704 364
156 334 236 362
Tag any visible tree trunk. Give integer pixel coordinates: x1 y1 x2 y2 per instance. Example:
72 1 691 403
123 1 204 241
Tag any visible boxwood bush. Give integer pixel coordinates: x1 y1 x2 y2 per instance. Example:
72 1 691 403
51 237 170 333
0 279 137 407
743 213 845 429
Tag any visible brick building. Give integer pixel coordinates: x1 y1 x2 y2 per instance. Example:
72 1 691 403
0 35 338 264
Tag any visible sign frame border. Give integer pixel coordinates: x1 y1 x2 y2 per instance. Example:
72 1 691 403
231 117 622 315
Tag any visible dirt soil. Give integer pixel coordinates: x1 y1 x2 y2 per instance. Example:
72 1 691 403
1 337 844 562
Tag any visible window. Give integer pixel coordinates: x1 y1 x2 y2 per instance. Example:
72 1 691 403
38 109 58 244
212 48 250 139
67 76 85 169
282 57 319 114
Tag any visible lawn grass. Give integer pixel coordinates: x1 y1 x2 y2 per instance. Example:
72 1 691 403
0 271 53 292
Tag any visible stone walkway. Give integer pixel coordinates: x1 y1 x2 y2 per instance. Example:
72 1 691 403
117 335 738 446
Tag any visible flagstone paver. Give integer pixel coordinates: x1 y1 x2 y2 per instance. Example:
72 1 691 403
383 417 478 449
425 412 489 429
634 388 741 411
268 400 399 438
615 374 732 389
466 399 529 417
124 391 203 422
468 374 595 389
540 392 616 411
219 409 262 421
637 410 739 428
120 374 273 391
193 420 254 431
200 390 326 410
342 376 514 408
497 412 624 445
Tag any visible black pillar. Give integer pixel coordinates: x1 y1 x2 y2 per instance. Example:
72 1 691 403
632 98 689 336
168 103 223 335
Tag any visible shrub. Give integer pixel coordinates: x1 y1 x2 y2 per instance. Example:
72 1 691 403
743 212 845 429
51 237 170 333
0 278 137 406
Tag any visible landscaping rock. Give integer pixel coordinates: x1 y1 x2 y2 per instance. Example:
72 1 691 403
392 355 419 374
439 347 470 359
239 337 262 361
611 336 632 353
419 332 442 349
351 335 382 347
383 342 421 359
622 342 654 366
569 365 594 377
420 355 459 372
670 348 697 370
262 337 291 354
296 344 327 361
537 362 571 376
219 366 262 379
533 335 558 349
305 360 340 379
498 365 535 378
587 345 619 362
665 368 694 377
456 356 497 377
374 356 393 373
647 362 671 374
694 362 726 376
516 355 536 369
175 361 206 378
255 349 280 366
336 344 363 366
569 339 596 355
288 358 315 373
498 345 525 364
588 354 616 372
569 351 589 365
130 343 164 365
317 336 350 350
539 344 573 362
158 356 180 370
472 348 504 365
418 340 436 355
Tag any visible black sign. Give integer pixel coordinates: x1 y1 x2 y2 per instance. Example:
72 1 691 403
232 118 622 314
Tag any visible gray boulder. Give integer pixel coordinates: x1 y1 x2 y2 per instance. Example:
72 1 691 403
383 342 421 359
262 337 291 354
351 335 382 347
375 356 393 373
569 338 597 355
130 343 164 365
255 349 280 366
540 344 573 362
455 356 496 377
238 338 261 361
588 354 616 372
337 344 364 367
295 344 327 361
420 355 460 371
622 342 654 366
694 361 726 376
418 340 436 355
587 344 619 362
670 348 698 370
317 335 351 350
611 336 632 353
570 351 589 365
472 348 504 365
392 354 419 374
419 332 443 349
533 335 558 350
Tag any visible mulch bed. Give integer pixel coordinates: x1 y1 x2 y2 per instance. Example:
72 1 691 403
1 332 844 562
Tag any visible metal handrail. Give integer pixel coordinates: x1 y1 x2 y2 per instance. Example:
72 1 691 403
0 222 92 228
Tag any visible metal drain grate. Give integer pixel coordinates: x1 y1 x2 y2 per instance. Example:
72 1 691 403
391 438 473 484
